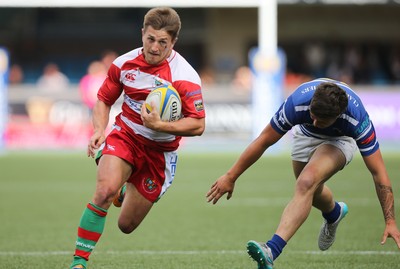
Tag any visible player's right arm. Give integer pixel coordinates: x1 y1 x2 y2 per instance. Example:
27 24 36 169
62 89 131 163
87 62 123 157
87 100 111 158
206 124 283 204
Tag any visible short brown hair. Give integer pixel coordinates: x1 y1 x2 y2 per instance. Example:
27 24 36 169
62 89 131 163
143 7 181 40
310 82 348 119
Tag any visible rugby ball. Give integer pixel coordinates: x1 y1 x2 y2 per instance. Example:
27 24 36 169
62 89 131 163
145 85 182 122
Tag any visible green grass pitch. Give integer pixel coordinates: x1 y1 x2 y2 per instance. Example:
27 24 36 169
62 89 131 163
0 151 399 269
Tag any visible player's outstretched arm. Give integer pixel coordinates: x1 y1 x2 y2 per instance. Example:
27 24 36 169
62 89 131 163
362 149 400 249
206 124 283 204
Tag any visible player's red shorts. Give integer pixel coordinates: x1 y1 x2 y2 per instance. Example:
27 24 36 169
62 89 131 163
96 125 178 203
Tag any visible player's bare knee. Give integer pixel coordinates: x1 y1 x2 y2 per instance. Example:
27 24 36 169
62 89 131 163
118 224 134 234
118 220 138 234
295 176 318 195
94 186 119 207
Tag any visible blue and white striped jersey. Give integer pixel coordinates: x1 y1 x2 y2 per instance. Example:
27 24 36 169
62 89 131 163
270 78 379 156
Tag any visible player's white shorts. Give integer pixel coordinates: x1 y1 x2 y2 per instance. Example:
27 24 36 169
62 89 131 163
291 125 357 167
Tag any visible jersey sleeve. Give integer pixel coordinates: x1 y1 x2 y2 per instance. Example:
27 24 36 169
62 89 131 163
97 63 123 106
173 80 205 119
354 115 379 156
270 97 297 135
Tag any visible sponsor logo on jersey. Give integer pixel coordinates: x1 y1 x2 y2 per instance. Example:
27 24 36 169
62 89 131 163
355 116 370 136
124 72 137 81
153 77 170 88
154 79 163 87
124 95 142 113
194 99 204 112
186 89 202 97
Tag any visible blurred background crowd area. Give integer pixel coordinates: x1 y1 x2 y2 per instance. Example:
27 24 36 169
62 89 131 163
2 1 400 151
2 3 400 95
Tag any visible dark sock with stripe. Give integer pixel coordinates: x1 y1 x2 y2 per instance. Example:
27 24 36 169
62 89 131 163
70 202 107 268
266 234 287 260
322 201 340 224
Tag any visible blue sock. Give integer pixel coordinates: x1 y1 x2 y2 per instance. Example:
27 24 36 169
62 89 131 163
266 234 287 260
322 201 341 224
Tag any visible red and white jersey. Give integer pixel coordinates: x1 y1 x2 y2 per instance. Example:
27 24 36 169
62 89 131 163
98 48 205 151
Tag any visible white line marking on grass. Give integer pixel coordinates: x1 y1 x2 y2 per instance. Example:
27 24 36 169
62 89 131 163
105 250 243 255
0 250 398 256
294 250 399 255
220 197 400 207
0 251 70 256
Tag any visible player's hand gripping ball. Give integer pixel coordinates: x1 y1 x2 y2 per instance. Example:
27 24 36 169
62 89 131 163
145 85 182 122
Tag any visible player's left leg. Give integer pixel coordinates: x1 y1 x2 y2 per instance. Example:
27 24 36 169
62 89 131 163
292 158 347 248
275 144 345 241
293 161 335 213
305 147 349 250
70 155 132 269
116 149 177 233
312 138 356 251
117 183 153 234
249 144 345 268
293 144 351 249
70 203 108 269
